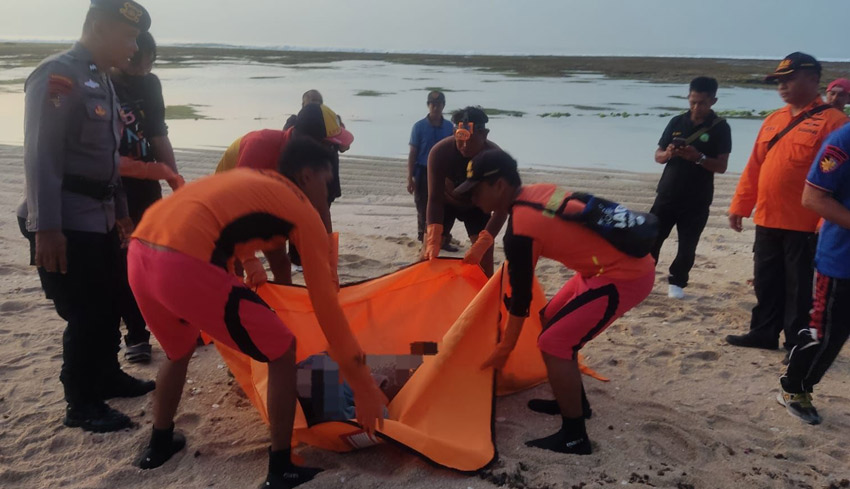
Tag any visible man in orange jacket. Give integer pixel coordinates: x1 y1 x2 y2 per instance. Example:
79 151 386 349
726 52 847 355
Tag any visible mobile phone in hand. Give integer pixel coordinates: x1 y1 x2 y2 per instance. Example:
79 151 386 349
672 137 687 148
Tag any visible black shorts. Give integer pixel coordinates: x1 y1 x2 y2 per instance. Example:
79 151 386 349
445 204 490 238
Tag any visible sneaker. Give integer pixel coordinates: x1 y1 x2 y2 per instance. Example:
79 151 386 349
667 284 685 299
776 390 822 425
441 240 459 252
291 264 303 273
102 370 155 400
124 342 152 364
64 402 132 432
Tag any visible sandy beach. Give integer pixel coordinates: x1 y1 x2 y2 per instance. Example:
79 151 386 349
1 143 849 489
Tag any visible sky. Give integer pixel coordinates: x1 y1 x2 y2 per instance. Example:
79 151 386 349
0 0 846 60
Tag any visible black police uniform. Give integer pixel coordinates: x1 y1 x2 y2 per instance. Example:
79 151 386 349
16 0 153 431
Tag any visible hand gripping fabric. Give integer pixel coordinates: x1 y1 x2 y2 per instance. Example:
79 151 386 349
423 223 443 260
463 230 494 265
213 259 607 472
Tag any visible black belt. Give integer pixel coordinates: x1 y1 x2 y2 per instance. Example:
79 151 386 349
62 175 116 201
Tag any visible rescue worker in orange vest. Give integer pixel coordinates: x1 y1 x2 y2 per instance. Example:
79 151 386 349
726 52 847 356
461 150 655 455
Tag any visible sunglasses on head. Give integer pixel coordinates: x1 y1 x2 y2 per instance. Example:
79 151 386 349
455 121 477 141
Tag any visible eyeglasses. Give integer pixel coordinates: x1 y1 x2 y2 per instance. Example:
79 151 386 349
427 99 444 105
455 122 475 141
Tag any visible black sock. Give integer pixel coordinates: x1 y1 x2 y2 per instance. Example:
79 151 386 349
265 448 323 489
268 448 292 475
138 424 186 470
527 386 593 418
525 416 592 455
151 424 175 451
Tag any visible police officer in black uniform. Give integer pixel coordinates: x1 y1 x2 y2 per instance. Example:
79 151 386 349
17 0 155 432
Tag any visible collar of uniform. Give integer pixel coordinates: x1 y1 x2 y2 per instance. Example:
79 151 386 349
781 96 827 115
68 42 100 74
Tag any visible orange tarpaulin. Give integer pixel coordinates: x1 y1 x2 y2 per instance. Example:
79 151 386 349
215 259 606 472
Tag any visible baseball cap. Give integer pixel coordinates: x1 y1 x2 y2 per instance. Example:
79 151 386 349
827 78 850 93
765 52 821 81
90 0 151 32
454 149 519 195
294 104 354 148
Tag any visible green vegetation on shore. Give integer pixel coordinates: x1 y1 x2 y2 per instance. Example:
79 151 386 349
564 104 611 111
4 42 849 89
482 108 525 117
715 109 777 119
165 104 210 120
422 86 459 92
355 90 394 97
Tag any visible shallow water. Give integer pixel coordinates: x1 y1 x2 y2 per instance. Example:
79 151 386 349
0 57 785 173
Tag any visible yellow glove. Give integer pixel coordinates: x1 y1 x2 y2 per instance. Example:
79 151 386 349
242 256 267 288
422 223 443 260
463 230 494 265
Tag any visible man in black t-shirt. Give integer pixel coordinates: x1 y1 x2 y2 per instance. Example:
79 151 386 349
650 77 732 299
112 31 181 363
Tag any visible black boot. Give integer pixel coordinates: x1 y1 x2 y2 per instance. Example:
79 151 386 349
259 448 323 489
725 333 778 350
64 402 132 432
525 416 592 455
102 370 155 400
137 424 187 469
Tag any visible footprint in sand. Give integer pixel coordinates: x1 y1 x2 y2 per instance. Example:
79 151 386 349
338 254 383 269
0 264 30 276
675 350 720 374
0 301 32 313
640 421 699 462
384 235 419 248
175 412 202 429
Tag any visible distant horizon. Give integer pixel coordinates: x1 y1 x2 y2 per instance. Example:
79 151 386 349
4 38 850 64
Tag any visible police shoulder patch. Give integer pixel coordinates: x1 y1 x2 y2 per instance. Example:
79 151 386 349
48 74 73 94
820 145 849 174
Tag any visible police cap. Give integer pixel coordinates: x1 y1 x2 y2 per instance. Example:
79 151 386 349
90 0 151 32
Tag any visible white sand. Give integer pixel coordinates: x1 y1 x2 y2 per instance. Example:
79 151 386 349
1 144 848 489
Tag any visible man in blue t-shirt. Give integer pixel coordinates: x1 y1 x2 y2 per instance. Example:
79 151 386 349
779 123 850 425
407 90 456 248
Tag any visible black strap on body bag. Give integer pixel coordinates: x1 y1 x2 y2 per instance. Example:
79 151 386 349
513 188 658 258
766 104 832 152
684 117 726 146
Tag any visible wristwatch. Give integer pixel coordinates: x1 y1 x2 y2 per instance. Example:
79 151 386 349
696 153 707 165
